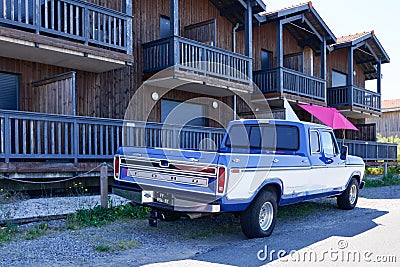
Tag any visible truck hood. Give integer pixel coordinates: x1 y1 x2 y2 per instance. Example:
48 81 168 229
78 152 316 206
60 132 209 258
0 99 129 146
347 155 365 166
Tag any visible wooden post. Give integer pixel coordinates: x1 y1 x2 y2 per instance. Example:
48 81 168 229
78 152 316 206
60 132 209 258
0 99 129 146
384 162 388 175
244 0 252 80
347 47 354 106
377 58 382 94
100 164 108 208
276 21 283 93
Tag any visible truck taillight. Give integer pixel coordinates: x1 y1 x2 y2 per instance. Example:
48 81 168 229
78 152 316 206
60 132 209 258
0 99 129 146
114 156 120 179
217 167 226 193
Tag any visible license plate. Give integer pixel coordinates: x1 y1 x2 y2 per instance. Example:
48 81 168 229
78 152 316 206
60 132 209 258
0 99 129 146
154 191 174 205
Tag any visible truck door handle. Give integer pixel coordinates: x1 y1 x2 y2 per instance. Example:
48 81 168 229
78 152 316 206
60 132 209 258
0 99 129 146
232 158 240 163
189 158 199 162
302 159 309 163
273 159 279 163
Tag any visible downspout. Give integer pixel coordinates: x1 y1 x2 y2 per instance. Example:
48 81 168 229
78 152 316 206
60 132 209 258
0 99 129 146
232 23 240 53
232 23 240 120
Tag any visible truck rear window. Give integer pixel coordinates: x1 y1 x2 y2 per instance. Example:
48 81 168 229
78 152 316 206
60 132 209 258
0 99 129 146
225 124 299 152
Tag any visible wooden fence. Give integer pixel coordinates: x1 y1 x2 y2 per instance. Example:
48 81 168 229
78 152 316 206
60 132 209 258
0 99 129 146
0 110 396 163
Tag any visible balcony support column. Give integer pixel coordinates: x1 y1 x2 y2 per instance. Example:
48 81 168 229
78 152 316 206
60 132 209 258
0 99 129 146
244 0 253 81
125 0 133 55
276 21 283 93
377 58 382 94
170 0 179 36
347 47 354 106
320 36 326 100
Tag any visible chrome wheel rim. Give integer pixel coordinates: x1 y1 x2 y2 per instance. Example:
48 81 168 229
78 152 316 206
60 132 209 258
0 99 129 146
259 202 274 231
349 184 357 205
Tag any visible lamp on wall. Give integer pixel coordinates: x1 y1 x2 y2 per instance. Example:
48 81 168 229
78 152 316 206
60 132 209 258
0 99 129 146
151 92 159 101
353 70 356 76
212 101 218 109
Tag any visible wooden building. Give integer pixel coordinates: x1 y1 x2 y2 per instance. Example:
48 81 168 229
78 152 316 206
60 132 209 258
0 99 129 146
368 99 400 138
0 0 396 180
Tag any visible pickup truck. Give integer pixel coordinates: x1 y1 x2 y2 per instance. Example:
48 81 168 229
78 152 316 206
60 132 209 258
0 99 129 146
112 119 365 238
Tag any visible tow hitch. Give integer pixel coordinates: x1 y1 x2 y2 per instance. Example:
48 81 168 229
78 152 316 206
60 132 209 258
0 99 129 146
148 208 158 227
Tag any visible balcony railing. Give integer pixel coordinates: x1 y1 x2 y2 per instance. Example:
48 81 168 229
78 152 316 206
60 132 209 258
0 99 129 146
327 86 381 112
253 67 326 101
143 36 251 84
338 139 397 161
0 0 131 53
0 110 224 162
0 110 395 163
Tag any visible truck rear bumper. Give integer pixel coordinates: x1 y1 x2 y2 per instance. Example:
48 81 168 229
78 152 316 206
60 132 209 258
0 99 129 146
112 183 221 213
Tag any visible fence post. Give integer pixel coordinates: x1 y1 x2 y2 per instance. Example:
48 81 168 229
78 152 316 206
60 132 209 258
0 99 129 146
35 0 40 33
383 162 388 175
100 164 108 208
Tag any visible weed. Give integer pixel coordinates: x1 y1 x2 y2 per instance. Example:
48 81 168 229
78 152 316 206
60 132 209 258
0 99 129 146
93 239 140 253
67 204 150 229
23 223 49 240
364 173 400 188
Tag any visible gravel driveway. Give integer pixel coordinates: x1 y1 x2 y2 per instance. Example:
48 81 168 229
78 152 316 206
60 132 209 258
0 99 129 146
0 185 399 267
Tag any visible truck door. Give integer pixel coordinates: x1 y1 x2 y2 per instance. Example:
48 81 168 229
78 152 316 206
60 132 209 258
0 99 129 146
320 131 347 189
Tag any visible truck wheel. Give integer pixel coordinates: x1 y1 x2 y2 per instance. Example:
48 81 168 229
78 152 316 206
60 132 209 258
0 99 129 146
240 190 277 238
157 210 181 221
337 178 359 210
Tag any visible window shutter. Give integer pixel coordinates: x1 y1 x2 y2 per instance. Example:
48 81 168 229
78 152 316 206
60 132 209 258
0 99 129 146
0 73 19 110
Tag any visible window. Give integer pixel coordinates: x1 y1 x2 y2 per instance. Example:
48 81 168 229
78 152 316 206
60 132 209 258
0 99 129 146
321 131 338 155
261 50 272 70
310 131 320 153
160 15 171 38
332 70 347 87
161 99 206 127
225 124 299 152
0 73 19 110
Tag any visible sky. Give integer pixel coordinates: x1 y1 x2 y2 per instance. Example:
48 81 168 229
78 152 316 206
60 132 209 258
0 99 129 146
263 0 399 100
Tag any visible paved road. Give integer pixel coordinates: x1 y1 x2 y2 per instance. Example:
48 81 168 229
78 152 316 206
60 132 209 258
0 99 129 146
144 185 400 267
1 185 399 267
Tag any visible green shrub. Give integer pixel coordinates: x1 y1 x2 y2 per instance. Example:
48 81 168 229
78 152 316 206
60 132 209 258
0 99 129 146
364 173 400 188
67 204 150 229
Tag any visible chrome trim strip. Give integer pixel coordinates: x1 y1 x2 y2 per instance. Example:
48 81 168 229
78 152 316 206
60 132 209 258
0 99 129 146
119 178 216 196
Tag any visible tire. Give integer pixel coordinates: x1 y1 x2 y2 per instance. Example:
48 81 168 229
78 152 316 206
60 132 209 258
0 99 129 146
240 189 278 238
157 210 181 221
337 178 359 210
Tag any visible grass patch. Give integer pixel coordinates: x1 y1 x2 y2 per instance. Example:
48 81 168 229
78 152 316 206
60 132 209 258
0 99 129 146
93 239 141 253
23 223 49 240
67 204 150 229
364 173 400 188
0 222 49 246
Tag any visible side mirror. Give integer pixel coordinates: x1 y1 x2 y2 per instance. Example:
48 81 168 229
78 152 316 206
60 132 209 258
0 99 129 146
340 145 348 160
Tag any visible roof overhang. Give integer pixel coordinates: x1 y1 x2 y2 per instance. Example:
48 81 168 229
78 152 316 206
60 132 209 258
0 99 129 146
258 2 336 54
333 32 390 80
209 0 266 25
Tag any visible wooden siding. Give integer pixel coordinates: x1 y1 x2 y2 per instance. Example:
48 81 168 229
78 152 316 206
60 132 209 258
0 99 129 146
31 73 75 115
368 111 400 138
326 49 366 88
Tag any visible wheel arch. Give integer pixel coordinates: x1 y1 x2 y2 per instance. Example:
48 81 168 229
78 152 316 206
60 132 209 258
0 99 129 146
254 178 283 204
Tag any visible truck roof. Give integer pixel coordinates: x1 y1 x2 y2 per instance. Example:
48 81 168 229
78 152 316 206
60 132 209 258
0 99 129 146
230 119 332 131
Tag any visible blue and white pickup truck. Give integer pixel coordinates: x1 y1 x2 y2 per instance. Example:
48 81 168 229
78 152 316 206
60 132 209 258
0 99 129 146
112 119 365 238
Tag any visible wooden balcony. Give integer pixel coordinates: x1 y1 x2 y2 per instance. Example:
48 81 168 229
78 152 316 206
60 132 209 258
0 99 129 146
0 0 133 72
253 67 326 102
142 36 252 96
327 86 381 117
